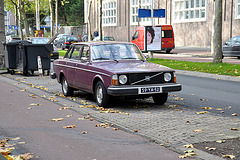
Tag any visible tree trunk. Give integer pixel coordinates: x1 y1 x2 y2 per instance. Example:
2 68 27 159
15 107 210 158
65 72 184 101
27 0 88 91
212 0 223 64
99 0 102 41
88 0 92 42
0 0 6 68
18 0 23 40
21 4 29 37
55 0 58 34
49 0 54 37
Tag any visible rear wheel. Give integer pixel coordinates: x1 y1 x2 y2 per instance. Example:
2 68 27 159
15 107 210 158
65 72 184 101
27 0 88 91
166 49 172 53
61 76 73 96
152 93 168 105
95 81 109 107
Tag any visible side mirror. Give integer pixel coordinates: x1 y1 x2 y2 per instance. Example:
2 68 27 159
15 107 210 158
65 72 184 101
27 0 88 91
132 36 135 41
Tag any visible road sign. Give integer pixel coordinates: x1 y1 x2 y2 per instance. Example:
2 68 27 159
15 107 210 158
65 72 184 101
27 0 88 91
138 9 165 18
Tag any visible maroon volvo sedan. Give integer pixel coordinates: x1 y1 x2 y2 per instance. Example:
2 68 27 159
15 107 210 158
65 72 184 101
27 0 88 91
51 42 181 107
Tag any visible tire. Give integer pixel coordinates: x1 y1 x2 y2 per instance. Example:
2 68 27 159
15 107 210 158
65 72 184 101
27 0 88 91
95 81 109 107
152 93 168 105
166 49 172 53
61 76 73 96
61 44 64 50
238 57 240 59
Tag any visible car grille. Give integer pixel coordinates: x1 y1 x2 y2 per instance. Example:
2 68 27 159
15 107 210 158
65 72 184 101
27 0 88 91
128 72 166 85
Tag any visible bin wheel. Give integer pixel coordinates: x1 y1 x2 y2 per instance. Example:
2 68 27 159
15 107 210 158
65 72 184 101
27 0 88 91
31 70 34 75
9 70 15 75
46 70 50 76
23 70 28 76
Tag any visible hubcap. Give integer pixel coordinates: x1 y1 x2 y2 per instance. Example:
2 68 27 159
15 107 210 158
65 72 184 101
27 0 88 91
63 79 68 94
96 85 103 104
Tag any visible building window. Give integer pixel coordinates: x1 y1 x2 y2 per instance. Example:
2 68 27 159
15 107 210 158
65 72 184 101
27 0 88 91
236 0 240 19
174 0 207 22
102 0 117 26
130 0 153 25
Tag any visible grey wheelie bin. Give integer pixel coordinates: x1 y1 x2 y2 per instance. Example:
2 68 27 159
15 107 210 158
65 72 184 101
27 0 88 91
5 40 31 74
22 44 53 76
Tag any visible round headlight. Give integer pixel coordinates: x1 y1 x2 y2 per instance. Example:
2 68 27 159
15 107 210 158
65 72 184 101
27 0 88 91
119 75 128 84
164 73 172 82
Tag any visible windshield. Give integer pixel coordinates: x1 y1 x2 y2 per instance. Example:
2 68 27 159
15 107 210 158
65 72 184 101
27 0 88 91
32 38 50 44
67 37 79 41
91 44 144 61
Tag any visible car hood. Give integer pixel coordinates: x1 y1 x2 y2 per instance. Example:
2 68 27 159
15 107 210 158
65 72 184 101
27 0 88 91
92 60 174 74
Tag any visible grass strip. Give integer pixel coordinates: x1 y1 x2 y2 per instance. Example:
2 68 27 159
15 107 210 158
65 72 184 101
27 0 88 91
148 58 240 77
58 50 240 77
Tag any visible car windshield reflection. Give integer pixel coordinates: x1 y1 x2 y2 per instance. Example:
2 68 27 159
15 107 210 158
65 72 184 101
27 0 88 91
91 44 144 61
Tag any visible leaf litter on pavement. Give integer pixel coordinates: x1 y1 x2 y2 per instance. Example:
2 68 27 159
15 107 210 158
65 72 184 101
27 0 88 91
0 137 34 160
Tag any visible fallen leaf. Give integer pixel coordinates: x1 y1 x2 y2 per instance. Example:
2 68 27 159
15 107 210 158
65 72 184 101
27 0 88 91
183 144 194 148
222 154 235 159
200 98 207 101
51 118 63 121
20 89 27 92
65 115 73 118
226 106 232 109
113 128 120 130
58 107 69 110
193 129 203 132
178 155 188 159
201 107 213 110
230 128 239 131
63 125 76 128
134 130 138 132
205 147 216 151
216 108 223 110
232 113 238 116
184 149 195 153
12 137 21 141
20 153 34 160
196 111 208 114
185 121 190 124
29 103 41 106
169 105 179 108
216 140 226 143
18 142 26 144
82 131 88 134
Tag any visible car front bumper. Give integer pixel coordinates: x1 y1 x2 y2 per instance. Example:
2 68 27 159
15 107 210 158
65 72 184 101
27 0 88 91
107 83 182 96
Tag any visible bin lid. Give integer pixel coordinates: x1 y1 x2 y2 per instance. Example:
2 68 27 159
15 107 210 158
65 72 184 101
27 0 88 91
7 40 32 45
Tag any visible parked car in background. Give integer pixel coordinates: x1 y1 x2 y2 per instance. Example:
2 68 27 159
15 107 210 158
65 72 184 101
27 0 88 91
6 35 21 43
82 35 88 42
27 37 59 60
55 35 81 50
51 42 181 107
92 36 115 41
222 36 240 59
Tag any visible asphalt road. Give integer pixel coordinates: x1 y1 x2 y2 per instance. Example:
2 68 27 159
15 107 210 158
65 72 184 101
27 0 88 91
168 74 240 117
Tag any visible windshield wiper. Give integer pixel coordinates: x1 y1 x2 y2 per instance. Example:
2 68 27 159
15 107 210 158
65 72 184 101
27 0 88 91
93 58 110 60
121 57 137 59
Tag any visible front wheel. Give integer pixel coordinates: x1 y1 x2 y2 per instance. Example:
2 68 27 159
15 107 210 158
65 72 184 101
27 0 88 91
152 93 168 105
61 76 73 96
95 81 109 107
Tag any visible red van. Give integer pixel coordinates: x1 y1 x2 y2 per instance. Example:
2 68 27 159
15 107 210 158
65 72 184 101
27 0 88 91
131 25 175 53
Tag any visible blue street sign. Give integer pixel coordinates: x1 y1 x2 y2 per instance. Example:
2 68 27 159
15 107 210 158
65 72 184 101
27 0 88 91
138 9 151 18
153 9 165 18
138 9 165 18
14 26 18 30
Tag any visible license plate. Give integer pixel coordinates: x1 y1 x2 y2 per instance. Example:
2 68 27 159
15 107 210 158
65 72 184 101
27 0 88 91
138 87 162 94
72 41 76 43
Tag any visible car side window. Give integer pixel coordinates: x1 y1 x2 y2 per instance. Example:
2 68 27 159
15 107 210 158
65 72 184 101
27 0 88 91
69 45 83 60
80 45 90 62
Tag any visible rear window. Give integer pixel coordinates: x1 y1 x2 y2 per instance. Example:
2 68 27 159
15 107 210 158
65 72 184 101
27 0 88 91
162 30 173 38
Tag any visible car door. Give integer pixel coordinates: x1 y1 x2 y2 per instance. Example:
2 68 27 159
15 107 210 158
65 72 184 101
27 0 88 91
74 45 91 91
66 45 82 88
